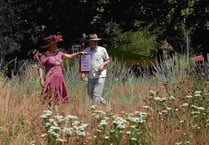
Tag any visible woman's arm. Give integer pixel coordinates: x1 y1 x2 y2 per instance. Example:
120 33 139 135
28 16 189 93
63 52 88 59
38 64 44 88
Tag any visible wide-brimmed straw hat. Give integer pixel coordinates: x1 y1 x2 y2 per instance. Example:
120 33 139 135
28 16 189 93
88 34 101 41
41 35 63 49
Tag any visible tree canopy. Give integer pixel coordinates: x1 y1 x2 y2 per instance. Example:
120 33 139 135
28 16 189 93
0 0 208 61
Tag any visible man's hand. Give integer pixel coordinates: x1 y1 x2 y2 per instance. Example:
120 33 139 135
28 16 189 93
98 59 110 72
81 73 86 81
98 64 104 72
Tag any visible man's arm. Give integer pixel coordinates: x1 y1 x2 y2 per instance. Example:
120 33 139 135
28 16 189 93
81 73 86 81
98 59 110 72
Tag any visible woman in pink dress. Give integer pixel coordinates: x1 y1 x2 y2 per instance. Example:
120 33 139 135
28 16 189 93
38 35 87 104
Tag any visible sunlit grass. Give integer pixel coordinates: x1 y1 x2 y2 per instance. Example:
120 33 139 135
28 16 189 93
0 55 209 145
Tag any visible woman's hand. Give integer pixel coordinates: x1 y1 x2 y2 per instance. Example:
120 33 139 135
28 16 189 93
39 64 44 88
40 79 44 88
63 52 88 59
79 51 88 55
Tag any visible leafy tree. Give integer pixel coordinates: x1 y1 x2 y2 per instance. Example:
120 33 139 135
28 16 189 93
118 26 158 57
1 0 208 61
0 0 45 59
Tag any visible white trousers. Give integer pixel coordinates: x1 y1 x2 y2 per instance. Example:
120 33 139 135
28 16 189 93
87 77 106 104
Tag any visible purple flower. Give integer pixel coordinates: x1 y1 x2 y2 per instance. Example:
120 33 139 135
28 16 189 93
165 111 169 117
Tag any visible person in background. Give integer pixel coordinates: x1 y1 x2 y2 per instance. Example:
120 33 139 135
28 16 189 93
81 34 110 104
38 35 87 105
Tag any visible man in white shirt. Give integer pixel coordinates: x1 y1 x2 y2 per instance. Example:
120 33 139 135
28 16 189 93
81 34 110 104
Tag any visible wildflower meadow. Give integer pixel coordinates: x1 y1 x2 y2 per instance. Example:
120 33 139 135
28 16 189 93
0 55 209 145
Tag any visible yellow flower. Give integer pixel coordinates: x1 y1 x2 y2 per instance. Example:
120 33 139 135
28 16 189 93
143 114 150 121
126 121 130 127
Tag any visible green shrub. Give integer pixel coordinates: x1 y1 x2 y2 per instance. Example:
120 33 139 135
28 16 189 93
118 28 158 57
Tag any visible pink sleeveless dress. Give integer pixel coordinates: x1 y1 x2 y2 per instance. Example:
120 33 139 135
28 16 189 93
40 51 69 103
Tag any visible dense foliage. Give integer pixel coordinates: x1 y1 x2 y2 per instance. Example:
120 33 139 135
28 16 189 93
0 0 208 60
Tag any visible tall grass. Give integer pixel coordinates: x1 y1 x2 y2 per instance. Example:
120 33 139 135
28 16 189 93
0 55 209 145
